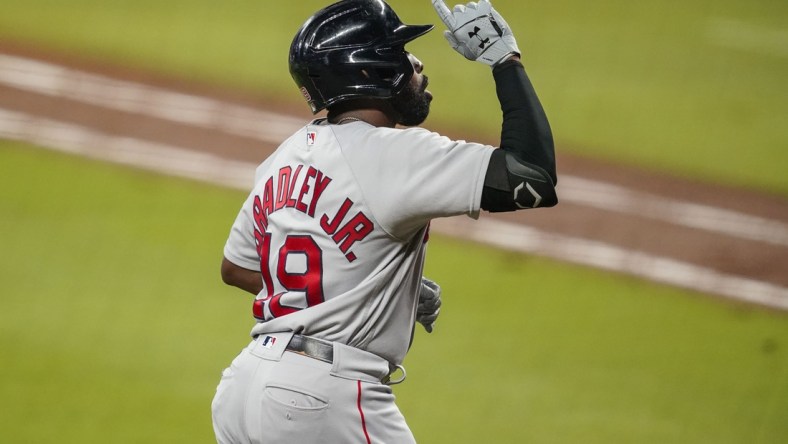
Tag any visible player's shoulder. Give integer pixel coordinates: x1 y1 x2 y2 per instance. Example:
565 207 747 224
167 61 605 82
372 125 442 140
331 122 493 157
355 125 458 151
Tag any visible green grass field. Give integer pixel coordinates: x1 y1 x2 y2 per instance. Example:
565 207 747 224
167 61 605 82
1 0 788 442
1 0 787 194
1 143 787 443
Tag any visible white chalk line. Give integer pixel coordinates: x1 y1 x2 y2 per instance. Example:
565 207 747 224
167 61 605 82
432 217 788 311
1 53 787 247
1 108 786 311
0 108 255 190
0 54 302 144
559 177 788 247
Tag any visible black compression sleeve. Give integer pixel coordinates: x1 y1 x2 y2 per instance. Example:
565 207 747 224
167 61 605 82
492 59 556 184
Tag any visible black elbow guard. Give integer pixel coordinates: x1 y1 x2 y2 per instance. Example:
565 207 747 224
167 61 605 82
481 150 558 212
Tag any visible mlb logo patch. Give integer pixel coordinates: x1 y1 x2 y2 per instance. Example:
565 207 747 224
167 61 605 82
261 336 277 349
307 131 317 146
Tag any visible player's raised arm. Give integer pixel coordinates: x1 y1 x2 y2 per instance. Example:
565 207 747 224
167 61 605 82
431 0 557 212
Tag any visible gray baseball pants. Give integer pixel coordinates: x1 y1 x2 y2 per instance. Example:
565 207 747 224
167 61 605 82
211 332 415 443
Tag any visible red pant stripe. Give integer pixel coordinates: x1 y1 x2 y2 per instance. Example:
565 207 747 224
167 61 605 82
356 380 371 444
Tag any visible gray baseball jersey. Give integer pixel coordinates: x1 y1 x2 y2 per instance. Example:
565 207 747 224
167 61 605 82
223 119 493 365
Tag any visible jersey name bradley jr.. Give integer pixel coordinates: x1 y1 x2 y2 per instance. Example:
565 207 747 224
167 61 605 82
251 163 374 265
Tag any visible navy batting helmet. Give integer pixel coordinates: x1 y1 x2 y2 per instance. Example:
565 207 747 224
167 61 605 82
289 0 433 114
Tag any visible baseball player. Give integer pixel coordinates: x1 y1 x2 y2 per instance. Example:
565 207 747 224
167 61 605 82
211 0 557 442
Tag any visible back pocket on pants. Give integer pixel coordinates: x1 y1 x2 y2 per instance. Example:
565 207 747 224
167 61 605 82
255 384 329 442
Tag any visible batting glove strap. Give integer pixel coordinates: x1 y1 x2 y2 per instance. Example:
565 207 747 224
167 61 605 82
433 0 520 66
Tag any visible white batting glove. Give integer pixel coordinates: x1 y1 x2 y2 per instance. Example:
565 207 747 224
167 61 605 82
417 277 442 333
431 0 520 67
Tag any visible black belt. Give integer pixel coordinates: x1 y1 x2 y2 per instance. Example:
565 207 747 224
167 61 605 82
286 334 334 364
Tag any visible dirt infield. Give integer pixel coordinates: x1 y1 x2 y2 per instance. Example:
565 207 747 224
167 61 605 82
2 42 786 308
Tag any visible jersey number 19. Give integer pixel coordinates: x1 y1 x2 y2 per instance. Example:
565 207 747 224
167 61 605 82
253 232 325 319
